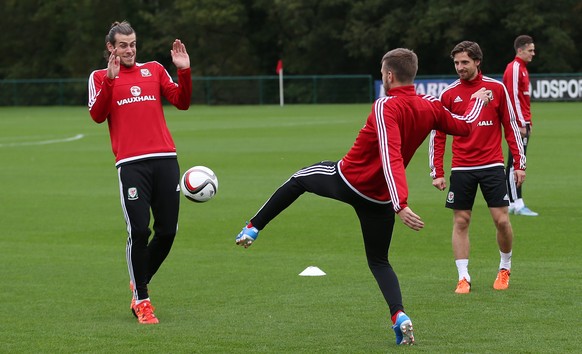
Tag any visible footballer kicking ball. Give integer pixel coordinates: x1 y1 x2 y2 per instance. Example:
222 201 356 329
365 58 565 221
180 166 218 202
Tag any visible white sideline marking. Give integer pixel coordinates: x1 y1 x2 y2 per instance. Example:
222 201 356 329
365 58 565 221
0 134 84 147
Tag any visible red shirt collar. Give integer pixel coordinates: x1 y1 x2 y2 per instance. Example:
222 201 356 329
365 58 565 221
460 71 483 86
386 85 416 96
515 56 528 66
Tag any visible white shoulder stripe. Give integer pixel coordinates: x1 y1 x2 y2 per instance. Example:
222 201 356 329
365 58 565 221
374 98 400 211
421 94 439 102
439 80 461 98
482 75 503 85
88 70 99 109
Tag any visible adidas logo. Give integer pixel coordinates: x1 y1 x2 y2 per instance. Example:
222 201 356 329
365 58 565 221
454 96 463 103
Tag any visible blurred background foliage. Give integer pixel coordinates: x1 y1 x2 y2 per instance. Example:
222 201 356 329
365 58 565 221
1 0 581 80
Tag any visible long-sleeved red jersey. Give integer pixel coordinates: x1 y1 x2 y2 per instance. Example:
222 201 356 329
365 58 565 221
503 56 531 126
338 85 485 213
88 62 192 166
429 73 525 179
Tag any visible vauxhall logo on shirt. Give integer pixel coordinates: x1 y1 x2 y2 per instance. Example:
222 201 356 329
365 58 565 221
477 120 494 127
116 85 156 106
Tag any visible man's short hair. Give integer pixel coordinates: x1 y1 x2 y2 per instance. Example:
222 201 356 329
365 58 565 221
105 21 135 46
450 41 483 63
381 48 418 84
514 35 534 51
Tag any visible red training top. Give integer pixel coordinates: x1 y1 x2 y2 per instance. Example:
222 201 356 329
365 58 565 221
88 62 192 166
503 56 531 126
429 73 525 179
339 85 485 213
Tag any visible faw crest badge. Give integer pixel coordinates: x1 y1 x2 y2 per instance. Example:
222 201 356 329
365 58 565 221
128 187 139 200
130 86 141 97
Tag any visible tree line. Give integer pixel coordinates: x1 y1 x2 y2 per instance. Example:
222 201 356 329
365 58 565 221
1 0 581 81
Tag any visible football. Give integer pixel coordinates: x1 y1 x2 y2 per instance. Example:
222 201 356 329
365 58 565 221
180 166 218 202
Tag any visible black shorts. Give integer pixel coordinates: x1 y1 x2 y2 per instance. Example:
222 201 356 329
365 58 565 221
445 166 509 210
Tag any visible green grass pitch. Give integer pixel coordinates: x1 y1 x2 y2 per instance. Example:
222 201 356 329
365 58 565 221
0 102 580 352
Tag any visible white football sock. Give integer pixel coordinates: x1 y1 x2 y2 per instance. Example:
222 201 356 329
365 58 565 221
455 259 470 282
135 298 150 306
499 251 512 270
514 198 525 210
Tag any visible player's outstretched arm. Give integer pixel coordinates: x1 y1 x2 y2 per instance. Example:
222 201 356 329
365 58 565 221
171 39 190 70
398 207 424 231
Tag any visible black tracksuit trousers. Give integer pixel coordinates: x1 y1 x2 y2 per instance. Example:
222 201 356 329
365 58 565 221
117 158 180 300
250 161 404 317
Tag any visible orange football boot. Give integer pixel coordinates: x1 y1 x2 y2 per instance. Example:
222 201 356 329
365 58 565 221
455 278 471 294
493 269 511 290
129 281 137 317
133 300 159 324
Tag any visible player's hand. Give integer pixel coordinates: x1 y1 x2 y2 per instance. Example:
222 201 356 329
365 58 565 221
171 39 190 70
470 88 492 105
107 48 120 79
514 170 526 188
519 126 527 137
432 177 447 191
398 207 425 231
